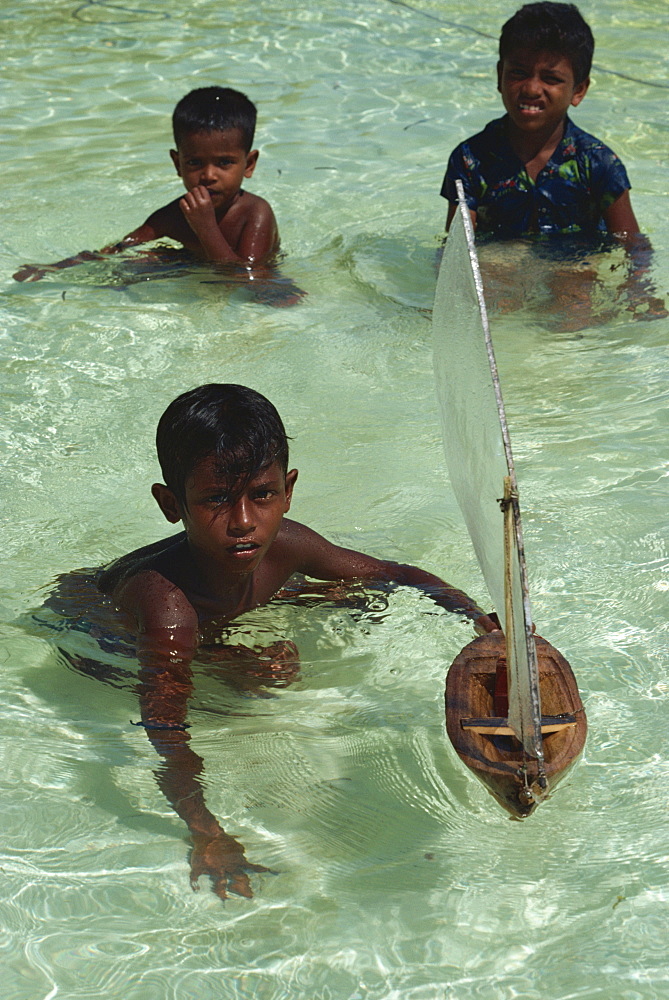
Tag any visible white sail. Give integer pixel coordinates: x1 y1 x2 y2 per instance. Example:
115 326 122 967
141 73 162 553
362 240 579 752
433 182 543 763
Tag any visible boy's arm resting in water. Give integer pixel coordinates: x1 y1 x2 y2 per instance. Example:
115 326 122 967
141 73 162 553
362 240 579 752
108 569 270 900
281 522 498 633
12 217 166 283
13 242 131 283
603 192 667 319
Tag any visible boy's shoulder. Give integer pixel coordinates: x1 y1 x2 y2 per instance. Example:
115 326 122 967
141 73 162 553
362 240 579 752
96 521 316 630
260 517 325 577
235 188 273 211
449 116 507 158
97 533 197 629
556 118 623 163
97 532 186 595
271 517 336 560
228 189 277 226
113 563 199 632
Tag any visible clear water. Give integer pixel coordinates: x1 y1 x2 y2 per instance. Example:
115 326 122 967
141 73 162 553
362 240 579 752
1 1 668 997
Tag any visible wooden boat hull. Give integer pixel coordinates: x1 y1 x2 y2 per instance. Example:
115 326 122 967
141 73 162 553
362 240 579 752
445 632 586 817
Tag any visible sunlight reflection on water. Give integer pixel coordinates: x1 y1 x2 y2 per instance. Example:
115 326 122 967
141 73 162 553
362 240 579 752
1 1 668 998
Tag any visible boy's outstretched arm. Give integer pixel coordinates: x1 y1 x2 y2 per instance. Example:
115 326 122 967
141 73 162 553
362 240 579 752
12 220 162 283
135 622 269 900
282 522 497 632
117 571 269 900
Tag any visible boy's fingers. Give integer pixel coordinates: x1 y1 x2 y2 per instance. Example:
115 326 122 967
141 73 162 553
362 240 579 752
187 185 213 204
190 843 267 900
474 613 501 634
14 265 44 282
189 861 204 889
205 868 254 900
209 874 230 899
227 872 254 898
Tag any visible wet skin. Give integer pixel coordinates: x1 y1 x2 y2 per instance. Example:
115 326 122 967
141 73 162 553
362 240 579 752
97 456 497 900
122 128 279 264
13 127 279 281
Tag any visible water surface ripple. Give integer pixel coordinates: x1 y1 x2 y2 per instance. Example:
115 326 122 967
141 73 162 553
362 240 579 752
1 1 668 998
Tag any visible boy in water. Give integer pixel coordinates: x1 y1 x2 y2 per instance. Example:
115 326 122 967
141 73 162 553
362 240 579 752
441 2 637 236
14 87 279 282
97 383 496 900
441 2 664 322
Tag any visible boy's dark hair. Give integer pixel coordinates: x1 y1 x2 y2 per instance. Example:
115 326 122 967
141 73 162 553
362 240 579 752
172 87 257 151
156 384 289 504
499 2 594 84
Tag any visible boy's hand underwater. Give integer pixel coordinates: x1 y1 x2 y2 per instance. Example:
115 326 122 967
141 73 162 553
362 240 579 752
190 829 270 900
13 263 48 282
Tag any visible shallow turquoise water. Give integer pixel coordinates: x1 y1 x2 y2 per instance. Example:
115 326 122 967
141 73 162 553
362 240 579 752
1 1 668 998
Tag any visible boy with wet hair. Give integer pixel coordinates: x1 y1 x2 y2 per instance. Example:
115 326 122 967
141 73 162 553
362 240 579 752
172 86 257 150
14 86 278 282
97 383 496 900
441 2 639 237
100 382 494 641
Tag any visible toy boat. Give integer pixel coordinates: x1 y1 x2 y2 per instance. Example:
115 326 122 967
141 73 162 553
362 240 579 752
433 181 587 817
445 631 586 817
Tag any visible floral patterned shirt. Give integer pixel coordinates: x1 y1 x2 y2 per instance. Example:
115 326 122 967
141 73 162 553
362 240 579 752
441 115 631 236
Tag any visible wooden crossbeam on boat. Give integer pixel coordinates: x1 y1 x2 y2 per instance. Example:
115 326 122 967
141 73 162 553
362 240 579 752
461 715 577 736
446 631 587 817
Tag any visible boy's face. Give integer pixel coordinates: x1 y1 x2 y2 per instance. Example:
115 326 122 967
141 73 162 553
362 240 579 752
170 129 259 212
497 49 589 137
152 457 297 580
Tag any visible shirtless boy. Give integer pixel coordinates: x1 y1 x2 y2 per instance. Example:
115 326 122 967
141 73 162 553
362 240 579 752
97 383 496 899
14 87 278 282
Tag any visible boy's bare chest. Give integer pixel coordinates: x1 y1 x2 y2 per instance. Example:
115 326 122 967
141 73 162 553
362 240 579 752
187 560 296 628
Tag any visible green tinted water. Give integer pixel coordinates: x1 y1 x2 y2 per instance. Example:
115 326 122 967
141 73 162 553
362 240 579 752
1 1 668 998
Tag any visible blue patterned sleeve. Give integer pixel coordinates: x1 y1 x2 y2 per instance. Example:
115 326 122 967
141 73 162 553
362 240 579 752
592 144 631 211
440 142 479 209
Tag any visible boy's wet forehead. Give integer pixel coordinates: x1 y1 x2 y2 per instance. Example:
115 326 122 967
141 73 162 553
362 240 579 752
186 455 285 495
